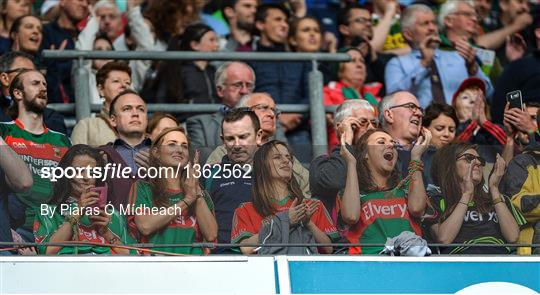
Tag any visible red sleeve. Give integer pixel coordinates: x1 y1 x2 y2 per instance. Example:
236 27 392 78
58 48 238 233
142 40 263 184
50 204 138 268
457 121 478 142
231 203 259 244
481 121 507 145
310 200 339 239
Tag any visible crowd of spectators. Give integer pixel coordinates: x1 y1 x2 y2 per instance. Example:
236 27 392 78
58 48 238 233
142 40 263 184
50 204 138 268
0 0 539 256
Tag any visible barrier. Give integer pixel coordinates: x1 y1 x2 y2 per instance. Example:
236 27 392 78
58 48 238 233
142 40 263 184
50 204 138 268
1 256 538 294
42 50 351 157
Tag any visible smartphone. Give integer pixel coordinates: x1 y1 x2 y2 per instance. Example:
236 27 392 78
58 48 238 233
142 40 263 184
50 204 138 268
506 90 523 110
89 184 108 209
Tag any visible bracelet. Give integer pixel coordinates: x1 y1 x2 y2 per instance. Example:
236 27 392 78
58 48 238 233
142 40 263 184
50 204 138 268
65 215 79 226
492 197 504 205
458 201 469 207
408 160 424 173
180 199 191 210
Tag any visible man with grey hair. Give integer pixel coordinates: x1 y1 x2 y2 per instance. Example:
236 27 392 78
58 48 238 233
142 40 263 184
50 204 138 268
385 4 492 107
187 61 255 162
310 99 377 212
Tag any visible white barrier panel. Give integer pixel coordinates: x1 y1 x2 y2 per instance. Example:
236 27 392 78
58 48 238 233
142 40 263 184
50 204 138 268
0 256 277 294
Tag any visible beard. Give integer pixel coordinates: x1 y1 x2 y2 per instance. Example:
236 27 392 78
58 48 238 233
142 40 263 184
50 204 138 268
237 18 254 33
23 92 47 114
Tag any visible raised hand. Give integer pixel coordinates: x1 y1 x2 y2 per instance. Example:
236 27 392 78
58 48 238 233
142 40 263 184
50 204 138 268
419 35 440 67
462 162 475 201
288 198 306 226
488 154 506 191
89 209 111 235
340 133 357 165
300 200 318 226
183 150 202 204
411 127 432 160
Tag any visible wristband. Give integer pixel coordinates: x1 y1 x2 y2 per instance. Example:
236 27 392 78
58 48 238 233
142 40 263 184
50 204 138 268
492 197 504 205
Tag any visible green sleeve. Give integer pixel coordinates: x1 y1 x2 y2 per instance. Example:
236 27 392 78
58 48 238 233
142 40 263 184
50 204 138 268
108 210 130 245
202 190 214 211
134 181 153 208
33 205 64 254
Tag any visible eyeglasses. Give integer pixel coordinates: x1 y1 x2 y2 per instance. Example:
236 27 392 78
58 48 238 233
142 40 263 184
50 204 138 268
250 104 281 116
456 153 486 166
451 11 478 19
350 17 372 25
224 81 255 92
389 102 424 114
357 118 378 128
3 68 26 74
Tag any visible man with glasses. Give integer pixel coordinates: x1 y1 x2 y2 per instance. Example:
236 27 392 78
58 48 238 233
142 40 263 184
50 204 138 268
0 51 67 134
310 99 377 213
379 91 433 177
187 62 256 163
385 4 493 107
205 92 310 197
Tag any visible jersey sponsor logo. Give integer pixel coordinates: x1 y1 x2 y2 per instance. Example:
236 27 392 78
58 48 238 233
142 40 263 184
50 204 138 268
362 199 408 223
77 224 107 244
464 210 499 223
170 215 197 228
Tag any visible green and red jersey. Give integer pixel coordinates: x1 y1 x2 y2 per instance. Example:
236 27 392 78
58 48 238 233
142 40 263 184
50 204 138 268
231 197 339 244
33 203 129 255
0 120 70 228
127 180 215 255
343 188 421 255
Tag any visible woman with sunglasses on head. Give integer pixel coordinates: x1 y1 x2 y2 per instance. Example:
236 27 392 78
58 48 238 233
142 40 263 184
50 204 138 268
340 128 431 254
128 127 217 255
424 142 524 254
231 140 339 255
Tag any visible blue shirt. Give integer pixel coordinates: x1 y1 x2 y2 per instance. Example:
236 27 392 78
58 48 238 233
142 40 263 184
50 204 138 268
384 49 494 108
204 155 252 245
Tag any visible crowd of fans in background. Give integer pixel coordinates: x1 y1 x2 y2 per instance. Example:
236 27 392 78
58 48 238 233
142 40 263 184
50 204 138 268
0 0 539 256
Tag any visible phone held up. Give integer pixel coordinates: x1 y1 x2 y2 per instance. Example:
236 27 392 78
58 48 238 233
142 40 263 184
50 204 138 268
506 90 523 110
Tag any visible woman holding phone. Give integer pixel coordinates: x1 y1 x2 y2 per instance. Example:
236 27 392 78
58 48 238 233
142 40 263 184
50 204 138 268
34 145 129 255
128 127 217 255
423 142 524 254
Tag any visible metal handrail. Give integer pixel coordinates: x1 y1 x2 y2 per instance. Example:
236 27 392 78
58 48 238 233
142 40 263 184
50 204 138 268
42 50 351 157
41 50 351 62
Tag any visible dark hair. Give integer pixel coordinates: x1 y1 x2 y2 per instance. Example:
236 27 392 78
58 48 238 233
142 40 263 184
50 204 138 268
0 51 33 72
9 15 40 46
537 107 540 128
109 89 142 117
337 4 364 27
353 129 400 193
252 140 303 217
96 61 131 88
221 0 238 24
9 68 38 99
430 142 492 221
93 32 114 50
179 23 214 51
422 102 459 128
255 3 289 26
288 16 322 51
149 126 189 208
146 112 178 134
144 0 201 42
221 108 260 135
49 145 105 206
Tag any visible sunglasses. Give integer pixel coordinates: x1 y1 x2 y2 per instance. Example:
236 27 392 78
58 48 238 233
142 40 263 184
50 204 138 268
456 153 486 166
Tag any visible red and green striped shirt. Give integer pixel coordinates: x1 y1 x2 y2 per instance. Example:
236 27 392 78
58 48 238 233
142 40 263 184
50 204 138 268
0 120 70 228
343 188 421 255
